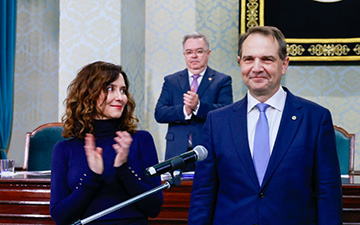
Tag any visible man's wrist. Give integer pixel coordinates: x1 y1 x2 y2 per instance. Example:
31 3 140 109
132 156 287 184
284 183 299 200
192 101 200 115
184 105 192 119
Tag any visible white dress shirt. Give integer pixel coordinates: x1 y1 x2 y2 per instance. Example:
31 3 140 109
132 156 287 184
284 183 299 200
247 86 287 157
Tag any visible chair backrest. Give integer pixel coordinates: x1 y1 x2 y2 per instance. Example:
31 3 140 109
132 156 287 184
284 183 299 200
23 122 65 171
334 125 355 175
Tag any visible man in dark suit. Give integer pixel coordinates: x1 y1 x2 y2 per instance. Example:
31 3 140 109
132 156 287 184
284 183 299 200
188 26 342 224
155 32 233 164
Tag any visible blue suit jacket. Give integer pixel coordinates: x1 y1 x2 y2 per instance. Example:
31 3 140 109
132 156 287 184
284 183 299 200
155 67 233 159
188 87 342 225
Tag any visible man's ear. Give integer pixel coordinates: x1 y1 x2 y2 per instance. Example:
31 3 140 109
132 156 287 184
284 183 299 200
282 57 290 75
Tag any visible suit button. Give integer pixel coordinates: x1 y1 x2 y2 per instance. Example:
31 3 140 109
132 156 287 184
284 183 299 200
258 192 265 199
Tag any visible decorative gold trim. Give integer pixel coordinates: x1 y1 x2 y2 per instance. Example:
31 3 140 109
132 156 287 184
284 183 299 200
259 0 264 26
308 44 350 56
289 56 360 61
354 44 360 55
246 0 259 30
313 0 343 3
287 44 306 56
240 0 246 33
286 38 360 44
241 0 263 33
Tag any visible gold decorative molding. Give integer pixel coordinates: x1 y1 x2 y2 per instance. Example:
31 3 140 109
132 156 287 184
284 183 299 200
287 44 306 56
313 0 343 2
354 44 360 55
245 0 259 29
240 0 263 34
308 44 350 56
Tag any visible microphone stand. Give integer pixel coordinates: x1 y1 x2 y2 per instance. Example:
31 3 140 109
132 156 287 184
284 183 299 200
71 169 183 225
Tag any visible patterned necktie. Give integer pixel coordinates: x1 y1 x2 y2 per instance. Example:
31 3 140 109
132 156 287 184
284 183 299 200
253 103 270 186
191 74 200 92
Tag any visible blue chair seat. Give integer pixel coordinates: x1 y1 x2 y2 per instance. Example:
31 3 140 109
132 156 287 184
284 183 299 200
334 125 355 176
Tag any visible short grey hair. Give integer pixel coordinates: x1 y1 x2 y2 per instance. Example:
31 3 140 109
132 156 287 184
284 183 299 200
182 32 210 50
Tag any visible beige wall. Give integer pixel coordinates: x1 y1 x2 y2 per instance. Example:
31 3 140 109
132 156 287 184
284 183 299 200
58 0 121 118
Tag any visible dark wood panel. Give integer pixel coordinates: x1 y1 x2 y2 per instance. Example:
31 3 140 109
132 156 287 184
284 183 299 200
0 175 359 224
150 180 191 224
0 189 50 200
343 209 360 222
343 196 360 208
0 215 54 225
0 202 49 214
0 175 53 224
149 218 187 225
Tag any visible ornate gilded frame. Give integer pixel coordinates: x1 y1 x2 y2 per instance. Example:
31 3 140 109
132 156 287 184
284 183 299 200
239 0 360 63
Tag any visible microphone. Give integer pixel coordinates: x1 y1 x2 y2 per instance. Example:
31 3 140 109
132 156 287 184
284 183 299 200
145 145 208 177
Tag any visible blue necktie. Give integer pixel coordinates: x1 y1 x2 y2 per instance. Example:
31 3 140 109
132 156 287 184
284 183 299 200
253 103 270 186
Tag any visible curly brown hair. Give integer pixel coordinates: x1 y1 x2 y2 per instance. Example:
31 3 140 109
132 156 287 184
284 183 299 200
62 61 138 138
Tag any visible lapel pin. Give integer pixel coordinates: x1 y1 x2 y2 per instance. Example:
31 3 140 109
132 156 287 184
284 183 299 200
208 77 212 81
292 116 297 120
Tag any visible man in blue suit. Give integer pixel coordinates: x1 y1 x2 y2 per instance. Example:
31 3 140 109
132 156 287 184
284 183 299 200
188 26 342 224
155 32 233 164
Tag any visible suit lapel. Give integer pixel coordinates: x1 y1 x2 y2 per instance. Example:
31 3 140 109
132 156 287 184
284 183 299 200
230 97 259 188
178 69 190 93
197 67 214 97
262 89 303 187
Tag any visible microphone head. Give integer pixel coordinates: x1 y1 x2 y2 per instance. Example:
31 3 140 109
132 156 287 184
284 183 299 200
193 145 208 161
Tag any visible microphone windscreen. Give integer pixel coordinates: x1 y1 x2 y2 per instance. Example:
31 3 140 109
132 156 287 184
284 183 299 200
193 145 208 161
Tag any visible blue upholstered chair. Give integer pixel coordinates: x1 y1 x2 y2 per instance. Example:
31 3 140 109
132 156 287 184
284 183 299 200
334 125 355 176
23 122 65 171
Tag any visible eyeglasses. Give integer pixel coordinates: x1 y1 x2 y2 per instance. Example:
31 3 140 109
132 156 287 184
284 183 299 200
184 49 209 56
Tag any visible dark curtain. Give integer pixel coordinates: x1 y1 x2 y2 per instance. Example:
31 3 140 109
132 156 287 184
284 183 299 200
0 0 17 153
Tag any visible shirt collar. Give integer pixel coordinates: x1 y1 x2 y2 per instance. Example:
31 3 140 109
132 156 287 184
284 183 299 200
247 86 287 113
188 67 207 78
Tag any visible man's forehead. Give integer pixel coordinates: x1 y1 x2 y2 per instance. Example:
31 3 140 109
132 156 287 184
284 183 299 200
184 37 205 44
244 33 277 45
241 34 279 56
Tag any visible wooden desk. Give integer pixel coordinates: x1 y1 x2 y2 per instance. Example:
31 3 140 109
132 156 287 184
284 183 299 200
149 180 192 225
342 175 360 225
0 174 359 224
0 173 52 224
